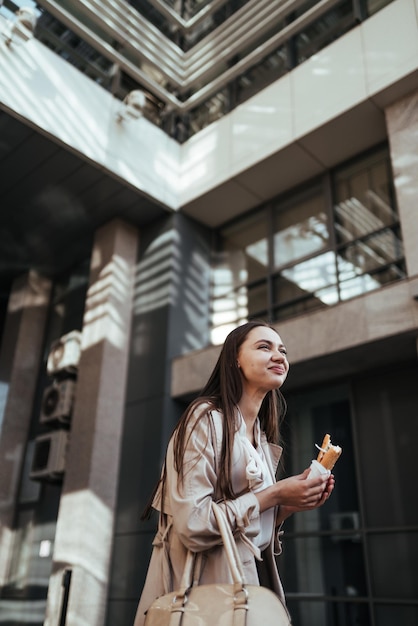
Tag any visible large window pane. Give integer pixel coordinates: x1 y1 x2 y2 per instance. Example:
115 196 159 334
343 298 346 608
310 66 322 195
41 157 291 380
334 151 397 244
286 599 371 626
352 367 418 527
374 603 418 626
295 0 356 64
337 229 404 278
211 147 404 338
219 210 268 284
368 532 418 599
211 212 269 342
281 534 368 597
281 252 337 301
283 391 359 534
273 190 329 268
273 252 338 320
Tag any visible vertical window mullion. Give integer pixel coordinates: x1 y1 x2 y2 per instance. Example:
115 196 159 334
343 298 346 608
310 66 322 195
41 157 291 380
326 171 342 302
267 204 275 322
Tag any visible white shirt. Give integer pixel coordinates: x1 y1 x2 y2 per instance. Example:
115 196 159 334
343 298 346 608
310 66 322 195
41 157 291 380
238 414 275 551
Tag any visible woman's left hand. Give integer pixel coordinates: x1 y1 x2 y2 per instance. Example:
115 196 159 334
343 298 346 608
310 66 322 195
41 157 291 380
277 473 335 522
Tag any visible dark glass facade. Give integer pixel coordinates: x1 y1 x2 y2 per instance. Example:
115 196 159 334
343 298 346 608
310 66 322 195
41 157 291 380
211 145 405 342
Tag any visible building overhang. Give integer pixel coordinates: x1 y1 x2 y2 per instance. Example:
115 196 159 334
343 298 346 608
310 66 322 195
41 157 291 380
171 277 418 400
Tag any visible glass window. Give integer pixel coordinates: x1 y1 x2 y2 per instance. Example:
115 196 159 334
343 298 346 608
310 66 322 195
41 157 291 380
286 600 371 626
281 534 368 597
374 604 418 626
337 229 404 277
277 252 338 302
273 252 339 321
236 46 288 106
338 261 406 301
295 0 356 65
368 533 418 599
211 211 269 343
280 386 368 625
219 210 269 284
352 367 418 527
334 152 397 244
333 149 404 299
273 190 329 268
211 146 404 338
283 390 359 533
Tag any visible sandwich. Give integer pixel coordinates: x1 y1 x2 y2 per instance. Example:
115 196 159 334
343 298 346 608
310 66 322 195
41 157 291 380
315 433 342 470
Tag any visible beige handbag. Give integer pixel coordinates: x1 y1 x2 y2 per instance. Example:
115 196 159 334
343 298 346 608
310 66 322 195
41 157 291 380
144 501 291 626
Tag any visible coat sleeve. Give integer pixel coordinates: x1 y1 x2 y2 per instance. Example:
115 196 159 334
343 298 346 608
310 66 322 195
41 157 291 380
163 407 262 553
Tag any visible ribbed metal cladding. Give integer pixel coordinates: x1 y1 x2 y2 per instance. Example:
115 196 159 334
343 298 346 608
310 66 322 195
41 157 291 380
36 0 349 112
144 0 232 31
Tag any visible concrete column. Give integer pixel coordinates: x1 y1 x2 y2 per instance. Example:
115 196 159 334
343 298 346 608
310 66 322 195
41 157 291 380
0 271 52 585
44 219 138 626
106 213 212 623
385 89 418 277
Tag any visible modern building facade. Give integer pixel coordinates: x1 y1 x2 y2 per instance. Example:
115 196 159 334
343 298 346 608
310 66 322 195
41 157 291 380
0 1 417 625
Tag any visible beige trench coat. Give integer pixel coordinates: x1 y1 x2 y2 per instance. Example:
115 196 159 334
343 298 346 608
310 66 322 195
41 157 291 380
133 405 290 626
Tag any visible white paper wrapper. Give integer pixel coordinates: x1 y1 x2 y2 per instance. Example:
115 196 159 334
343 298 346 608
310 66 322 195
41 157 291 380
307 459 331 479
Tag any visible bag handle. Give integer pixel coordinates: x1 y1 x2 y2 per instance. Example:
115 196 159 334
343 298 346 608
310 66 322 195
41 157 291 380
177 501 245 593
170 502 249 626
211 501 245 584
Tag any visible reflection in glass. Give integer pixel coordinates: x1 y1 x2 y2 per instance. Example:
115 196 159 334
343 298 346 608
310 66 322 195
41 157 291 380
334 195 398 243
338 262 406 300
295 0 356 64
211 147 404 335
280 252 337 304
337 229 404 277
274 193 329 268
273 252 338 320
219 210 268 282
237 45 288 105
211 212 268 342
334 152 397 243
210 281 268 344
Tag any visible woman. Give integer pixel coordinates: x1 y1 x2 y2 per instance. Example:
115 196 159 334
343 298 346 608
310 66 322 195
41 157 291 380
134 321 334 625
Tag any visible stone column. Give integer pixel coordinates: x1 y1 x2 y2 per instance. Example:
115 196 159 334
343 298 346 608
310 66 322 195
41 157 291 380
385 89 418 277
106 212 212 624
0 271 52 585
44 219 138 626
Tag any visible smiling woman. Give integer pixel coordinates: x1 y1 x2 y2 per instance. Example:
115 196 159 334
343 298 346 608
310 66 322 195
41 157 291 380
133 320 335 626
236 326 289 408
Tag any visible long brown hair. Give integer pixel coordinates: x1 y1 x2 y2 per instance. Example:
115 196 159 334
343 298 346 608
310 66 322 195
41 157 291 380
172 320 287 501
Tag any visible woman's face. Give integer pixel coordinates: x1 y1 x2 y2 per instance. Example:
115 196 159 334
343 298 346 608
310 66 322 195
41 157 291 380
237 326 289 394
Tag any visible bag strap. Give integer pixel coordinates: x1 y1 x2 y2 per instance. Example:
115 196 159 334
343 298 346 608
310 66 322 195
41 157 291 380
177 501 245 590
211 501 245 584
171 502 249 626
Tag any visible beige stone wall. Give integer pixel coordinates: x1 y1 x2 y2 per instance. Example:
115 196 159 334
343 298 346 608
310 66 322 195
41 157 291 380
386 88 418 277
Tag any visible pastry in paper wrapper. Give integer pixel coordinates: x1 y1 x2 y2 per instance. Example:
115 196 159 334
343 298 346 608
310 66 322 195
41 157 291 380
308 433 342 478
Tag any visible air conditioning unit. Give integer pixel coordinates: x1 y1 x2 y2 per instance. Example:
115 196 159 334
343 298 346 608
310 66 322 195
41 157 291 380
40 379 76 425
46 331 82 376
29 430 69 481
